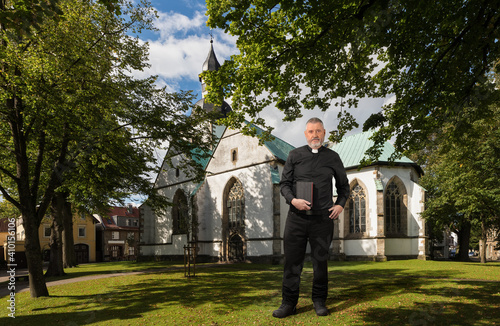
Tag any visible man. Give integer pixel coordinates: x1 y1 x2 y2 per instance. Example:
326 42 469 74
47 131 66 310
273 117 350 318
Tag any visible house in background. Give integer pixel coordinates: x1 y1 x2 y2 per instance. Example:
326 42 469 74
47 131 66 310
484 229 500 260
431 229 457 259
14 211 97 265
95 204 139 261
71 212 97 264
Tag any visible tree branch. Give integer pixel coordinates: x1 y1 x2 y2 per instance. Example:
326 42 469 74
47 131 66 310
0 183 21 210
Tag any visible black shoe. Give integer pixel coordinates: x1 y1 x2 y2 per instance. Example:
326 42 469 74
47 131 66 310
313 301 329 316
272 304 296 318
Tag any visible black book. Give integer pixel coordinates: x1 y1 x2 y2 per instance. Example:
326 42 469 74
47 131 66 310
296 181 313 207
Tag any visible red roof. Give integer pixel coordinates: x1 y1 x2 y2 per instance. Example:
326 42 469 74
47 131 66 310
102 206 139 230
106 206 140 218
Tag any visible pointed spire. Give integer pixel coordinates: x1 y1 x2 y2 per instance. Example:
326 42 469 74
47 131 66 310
195 40 231 117
202 39 221 72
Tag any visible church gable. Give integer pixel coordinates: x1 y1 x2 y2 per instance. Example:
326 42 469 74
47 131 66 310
153 151 194 190
206 126 286 174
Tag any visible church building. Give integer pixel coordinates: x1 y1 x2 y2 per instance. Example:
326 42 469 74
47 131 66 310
138 42 429 263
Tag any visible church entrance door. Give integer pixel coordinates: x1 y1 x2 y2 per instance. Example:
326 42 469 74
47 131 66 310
229 233 244 261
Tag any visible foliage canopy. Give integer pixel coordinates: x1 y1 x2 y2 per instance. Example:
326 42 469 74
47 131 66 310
0 0 214 296
205 0 500 156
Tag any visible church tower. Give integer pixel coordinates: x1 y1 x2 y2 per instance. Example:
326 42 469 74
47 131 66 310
195 40 231 117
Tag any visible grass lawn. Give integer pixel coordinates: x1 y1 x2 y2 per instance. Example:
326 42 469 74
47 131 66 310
2 260 500 325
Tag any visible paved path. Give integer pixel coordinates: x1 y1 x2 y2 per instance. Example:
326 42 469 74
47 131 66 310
0 270 153 298
0 264 215 298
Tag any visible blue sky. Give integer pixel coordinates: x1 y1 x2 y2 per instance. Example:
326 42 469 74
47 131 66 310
133 0 236 99
136 0 390 148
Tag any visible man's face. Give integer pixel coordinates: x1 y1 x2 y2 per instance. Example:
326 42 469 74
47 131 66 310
304 122 326 149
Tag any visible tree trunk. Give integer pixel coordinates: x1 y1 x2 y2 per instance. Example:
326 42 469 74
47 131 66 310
457 220 471 261
45 193 66 277
63 220 77 268
23 213 49 297
480 221 487 264
62 197 77 268
45 219 66 277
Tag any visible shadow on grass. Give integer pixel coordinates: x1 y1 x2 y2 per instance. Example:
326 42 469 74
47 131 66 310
360 279 500 325
43 261 187 282
326 271 499 325
6 265 283 325
4 263 500 325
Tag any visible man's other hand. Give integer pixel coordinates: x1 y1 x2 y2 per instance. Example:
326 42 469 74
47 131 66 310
328 205 343 219
291 198 311 211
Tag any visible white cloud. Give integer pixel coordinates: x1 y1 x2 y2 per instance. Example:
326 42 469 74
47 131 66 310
154 10 206 40
134 9 237 93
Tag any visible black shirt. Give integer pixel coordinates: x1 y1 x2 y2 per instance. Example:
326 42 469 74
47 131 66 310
280 145 350 210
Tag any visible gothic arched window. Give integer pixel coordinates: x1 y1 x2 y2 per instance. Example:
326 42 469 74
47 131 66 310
385 180 403 234
172 190 189 234
349 183 366 233
227 180 244 228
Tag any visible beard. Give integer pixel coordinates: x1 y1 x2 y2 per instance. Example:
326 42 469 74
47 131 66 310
308 138 322 149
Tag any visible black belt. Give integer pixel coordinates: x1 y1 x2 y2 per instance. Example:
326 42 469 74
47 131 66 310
291 207 330 216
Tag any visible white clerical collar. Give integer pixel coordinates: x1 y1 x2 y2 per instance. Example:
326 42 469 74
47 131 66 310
312 149 318 154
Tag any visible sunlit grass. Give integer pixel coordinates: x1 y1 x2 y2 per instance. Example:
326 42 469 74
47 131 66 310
3 260 500 325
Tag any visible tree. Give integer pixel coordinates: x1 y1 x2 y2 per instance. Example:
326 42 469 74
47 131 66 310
205 0 500 156
419 104 500 263
0 0 214 297
0 0 120 36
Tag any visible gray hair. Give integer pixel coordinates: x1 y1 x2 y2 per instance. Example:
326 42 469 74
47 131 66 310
306 117 324 126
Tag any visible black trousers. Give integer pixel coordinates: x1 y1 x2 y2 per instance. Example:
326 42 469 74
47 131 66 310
281 210 333 306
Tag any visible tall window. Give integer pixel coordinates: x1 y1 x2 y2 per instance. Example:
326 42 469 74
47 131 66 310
172 190 189 234
227 180 244 228
349 183 366 233
385 181 403 234
223 178 246 262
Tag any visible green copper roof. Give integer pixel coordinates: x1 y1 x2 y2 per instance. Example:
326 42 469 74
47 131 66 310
253 124 295 162
270 165 280 184
330 130 417 170
191 124 227 169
